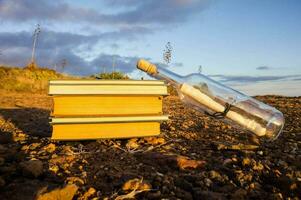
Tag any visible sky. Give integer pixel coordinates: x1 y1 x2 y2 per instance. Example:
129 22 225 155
0 0 300 96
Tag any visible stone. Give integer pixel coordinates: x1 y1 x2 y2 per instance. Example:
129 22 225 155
0 164 17 174
177 156 206 170
231 188 247 199
43 143 56 153
36 184 78 200
146 191 161 199
252 162 264 171
122 178 152 191
194 190 226 200
61 146 74 155
174 177 193 192
20 159 43 178
144 137 166 145
209 170 223 181
242 158 251 166
126 139 139 150
0 132 13 144
80 187 96 200
0 157 5 166
14 133 27 142
66 177 85 185
49 165 59 174
50 155 76 165
0 144 7 154
0 176 5 187
204 178 213 187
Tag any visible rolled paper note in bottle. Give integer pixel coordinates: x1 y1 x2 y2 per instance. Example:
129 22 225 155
137 59 284 141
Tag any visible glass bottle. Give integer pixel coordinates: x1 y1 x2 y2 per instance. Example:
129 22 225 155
137 59 284 141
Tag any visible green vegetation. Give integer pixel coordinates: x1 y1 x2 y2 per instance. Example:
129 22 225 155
91 72 129 80
0 65 72 93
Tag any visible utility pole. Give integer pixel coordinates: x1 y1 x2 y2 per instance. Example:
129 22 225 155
27 24 41 69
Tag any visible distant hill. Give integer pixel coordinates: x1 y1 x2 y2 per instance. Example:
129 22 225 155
0 66 75 93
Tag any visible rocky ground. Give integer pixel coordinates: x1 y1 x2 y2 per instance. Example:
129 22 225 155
0 92 300 199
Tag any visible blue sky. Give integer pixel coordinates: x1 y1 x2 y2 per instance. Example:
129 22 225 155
0 0 300 96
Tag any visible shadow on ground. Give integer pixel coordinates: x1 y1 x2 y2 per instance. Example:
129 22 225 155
0 107 51 137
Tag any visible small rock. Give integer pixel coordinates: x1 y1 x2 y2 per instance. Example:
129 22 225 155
126 139 139 150
0 157 5 166
20 159 43 178
61 146 74 155
66 176 85 185
0 176 5 187
0 144 7 153
122 178 151 191
174 177 193 192
210 170 222 179
14 133 27 142
49 165 59 174
29 143 41 150
194 190 226 200
177 156 206 170
43 143 56 153
0 164 17 174
252 162 264 171
50 155 76 165
146 191 161 199
36 184 78 200
204 178 213 187
231 188 247 199
0 132 13 144
80 187 96 200
144 137 166 145
242 158 251 166
223 158 232 165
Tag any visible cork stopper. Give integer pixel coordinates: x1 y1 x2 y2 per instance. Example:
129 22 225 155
137 59 158 75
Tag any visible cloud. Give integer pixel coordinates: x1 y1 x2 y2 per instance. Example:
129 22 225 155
256 66 271 70
210 74 301 84
0 30 141 75
0 0 210 75
0 0 209 27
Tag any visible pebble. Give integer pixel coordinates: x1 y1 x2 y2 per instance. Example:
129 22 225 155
0 132 13 144
80 187 96 200
122 178 151 191
66 176 85 185
194 190 226 200
36 184 78 200
242 158 251 166
146 191 161 199
144 137 166 145
126 139 139 150
204 178 213 187
209 170 223 181
0 176 5 187
43 143 56 153
0 144 7 153
20 159 43 178
176 156 206 170
0 157 5 166
252 162 264 171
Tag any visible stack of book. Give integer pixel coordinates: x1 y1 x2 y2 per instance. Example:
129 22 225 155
49 80 168 140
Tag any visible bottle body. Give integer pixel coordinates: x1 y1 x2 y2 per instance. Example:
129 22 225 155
137 59 284 141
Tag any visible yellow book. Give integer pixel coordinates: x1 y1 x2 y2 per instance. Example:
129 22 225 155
49 80 168 95
52 95 163 117
51 116 168 140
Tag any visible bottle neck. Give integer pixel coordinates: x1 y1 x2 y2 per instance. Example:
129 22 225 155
151 66 183 88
